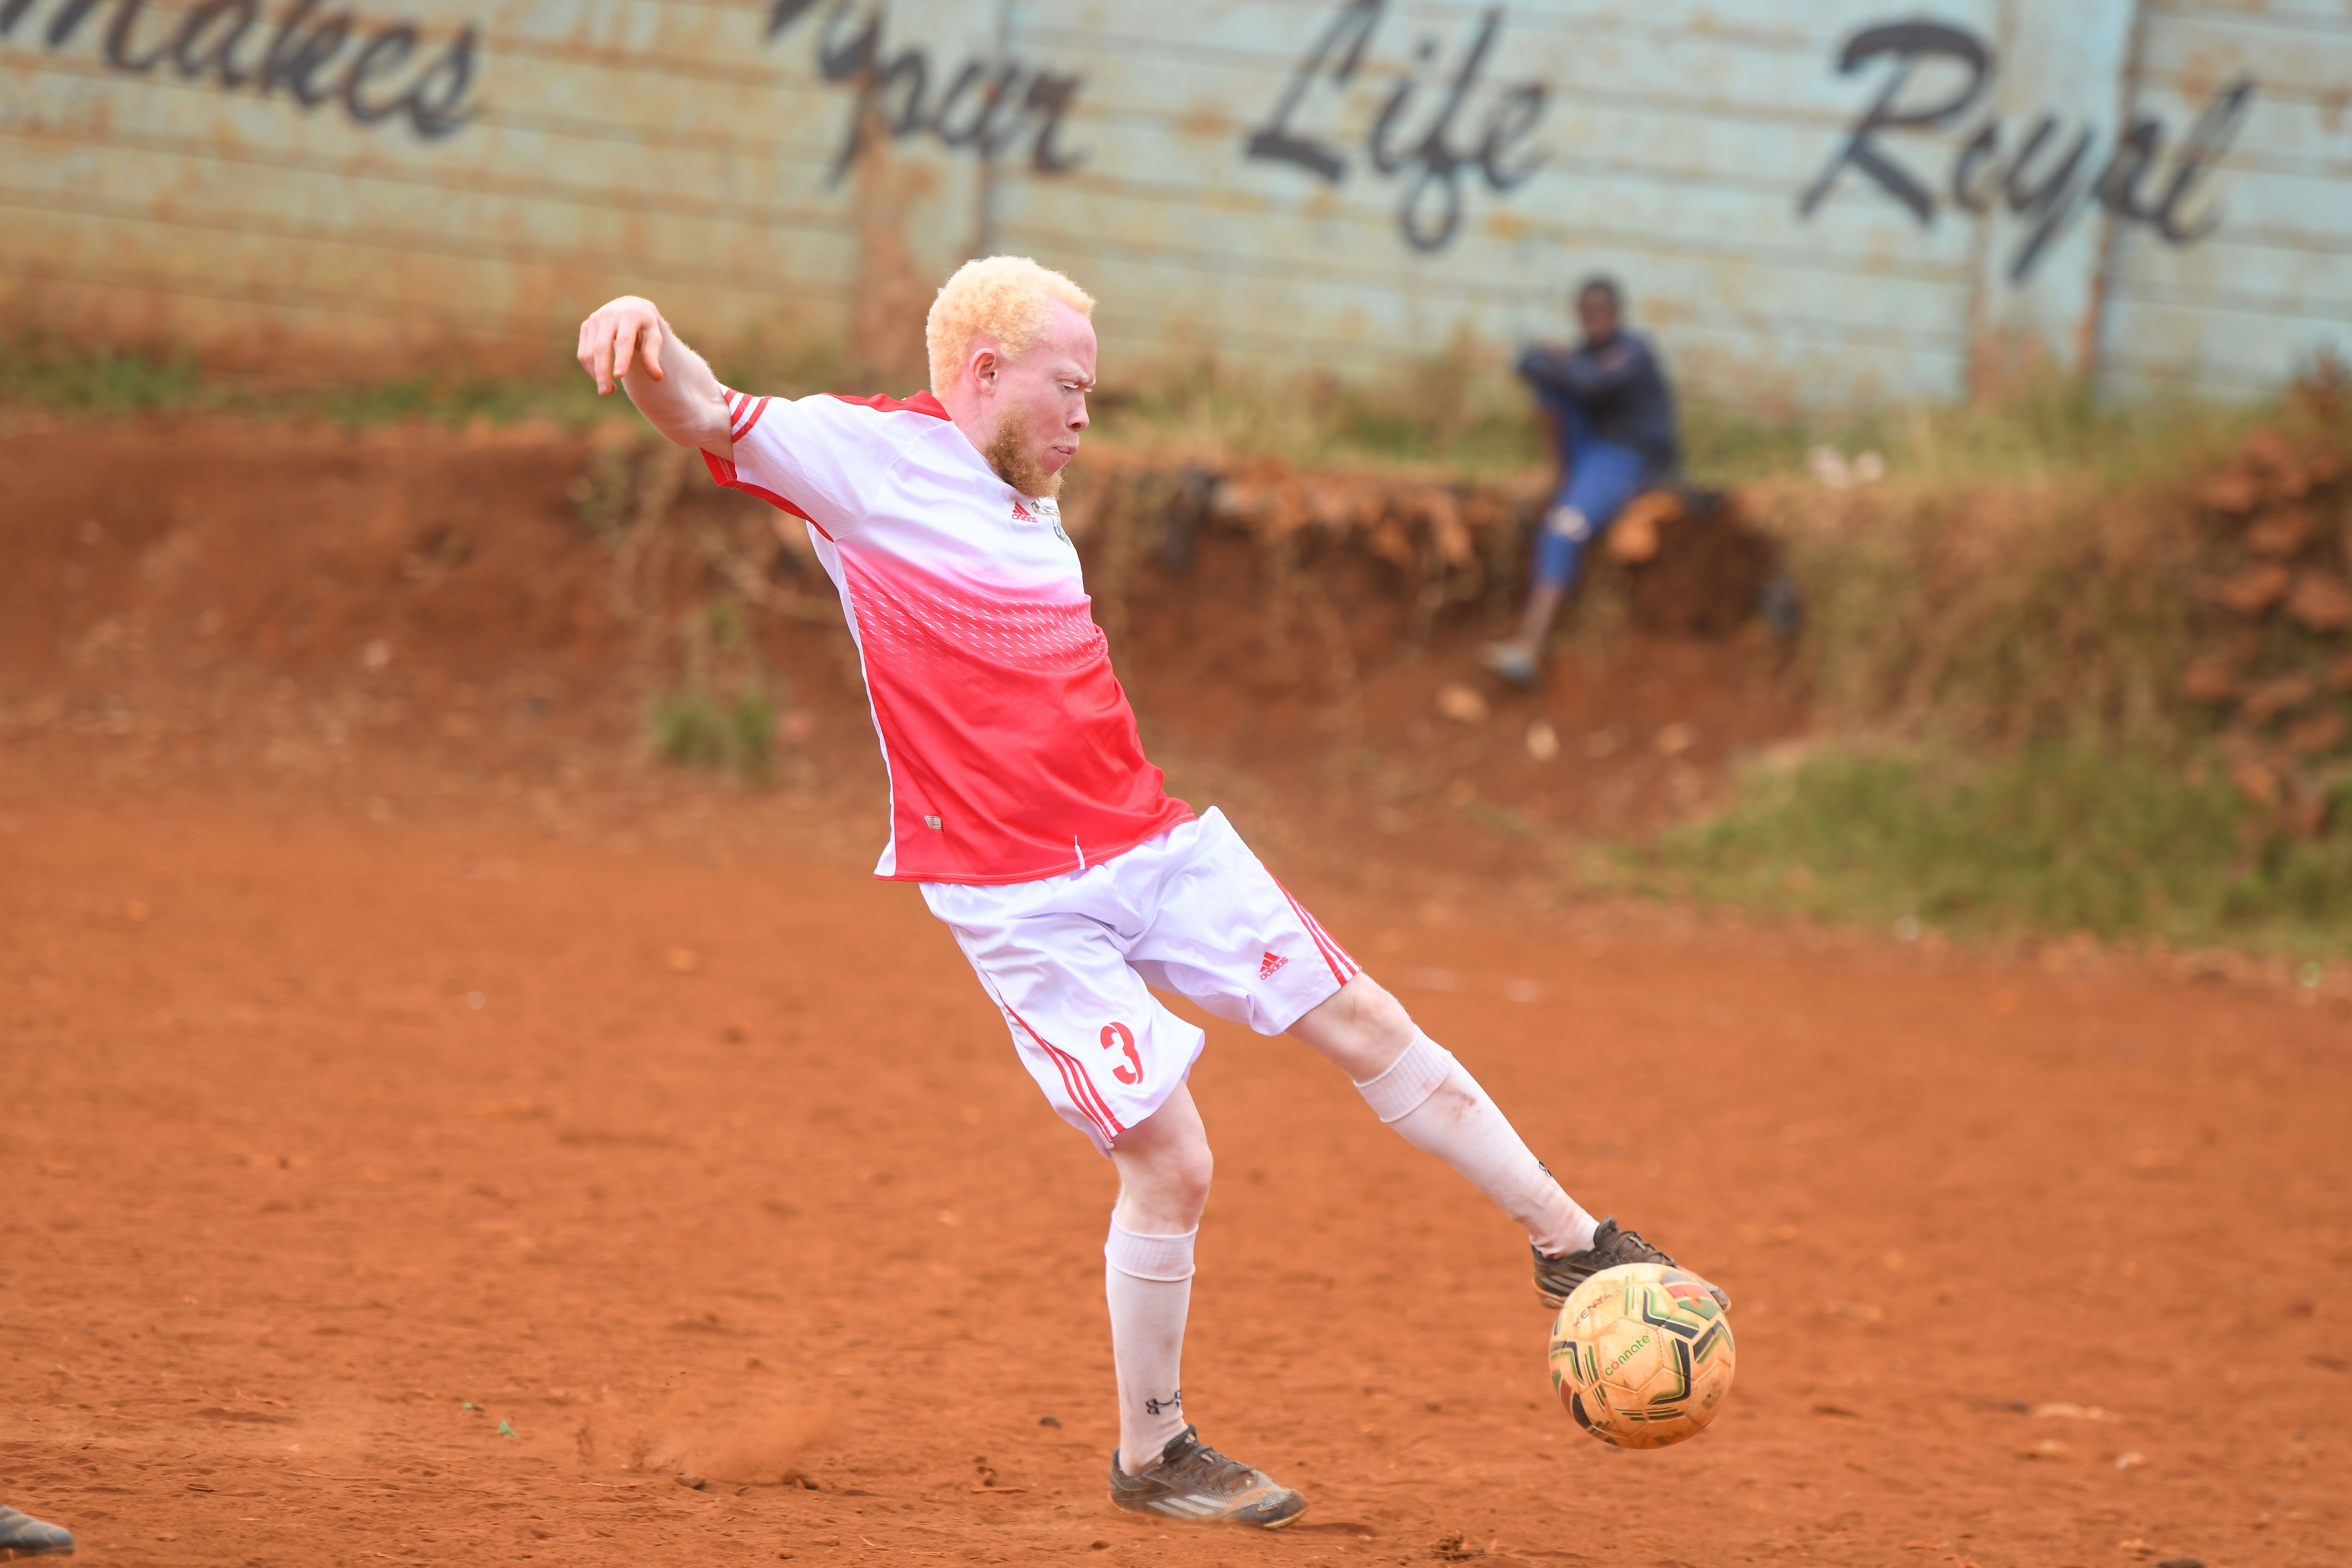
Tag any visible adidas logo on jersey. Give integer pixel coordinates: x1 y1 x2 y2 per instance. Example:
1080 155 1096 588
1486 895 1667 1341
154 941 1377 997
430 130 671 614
1011 495 1071 544
1258 950 1288 979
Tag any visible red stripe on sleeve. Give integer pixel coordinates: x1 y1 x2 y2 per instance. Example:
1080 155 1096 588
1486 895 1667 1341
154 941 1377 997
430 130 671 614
718 387 769 443
699 450 832 540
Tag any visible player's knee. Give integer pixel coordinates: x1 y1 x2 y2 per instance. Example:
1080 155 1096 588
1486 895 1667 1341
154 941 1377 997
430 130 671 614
1353 975 1414 1038
1159 1137 1214 1217
1293 972 1418 1079
1116 1120 1214 1224
1342 976 1419 1074
1545 503 1592 541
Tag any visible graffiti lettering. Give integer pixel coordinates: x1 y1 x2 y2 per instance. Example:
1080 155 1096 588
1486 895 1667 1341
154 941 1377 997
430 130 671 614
767 0 1086 184
1801 21 2254 281
1 0 479 138
1243 0 1546 253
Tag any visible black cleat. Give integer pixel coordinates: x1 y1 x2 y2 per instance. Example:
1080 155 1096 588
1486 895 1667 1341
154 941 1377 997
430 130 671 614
1108 1425 1305 1528
0 1505 74 1559
1535 1215 1730 1312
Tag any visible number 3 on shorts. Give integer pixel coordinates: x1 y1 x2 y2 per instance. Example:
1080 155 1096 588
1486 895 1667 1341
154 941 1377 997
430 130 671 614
1100 1021 1143 1085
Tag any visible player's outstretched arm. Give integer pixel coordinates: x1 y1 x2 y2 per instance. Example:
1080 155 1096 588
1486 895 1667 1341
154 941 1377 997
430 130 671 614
575 296 733 459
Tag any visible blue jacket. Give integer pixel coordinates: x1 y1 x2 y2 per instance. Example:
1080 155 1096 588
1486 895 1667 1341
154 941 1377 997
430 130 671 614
1516 332 1681 476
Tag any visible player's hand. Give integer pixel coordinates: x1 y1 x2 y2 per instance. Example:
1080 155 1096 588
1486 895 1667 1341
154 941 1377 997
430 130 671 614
576 296 668 396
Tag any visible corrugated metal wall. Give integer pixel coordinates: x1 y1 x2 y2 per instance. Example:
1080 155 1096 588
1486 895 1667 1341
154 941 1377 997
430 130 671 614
4 0 2346 409
987 0 1997 407
2101 0 2352 399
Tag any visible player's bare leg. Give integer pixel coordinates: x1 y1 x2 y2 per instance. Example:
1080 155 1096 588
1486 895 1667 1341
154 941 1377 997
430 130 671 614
1289 973 1728 1309
1105 1082 1208 1469
1101 1086 1304 1528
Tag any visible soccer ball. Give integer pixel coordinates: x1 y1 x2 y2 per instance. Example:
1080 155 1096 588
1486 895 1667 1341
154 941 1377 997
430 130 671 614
1547 1263 1735 1449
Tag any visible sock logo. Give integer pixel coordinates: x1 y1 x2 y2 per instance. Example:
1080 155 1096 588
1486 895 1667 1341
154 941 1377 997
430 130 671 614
1258 950 1288 979
1143 1388 1182 1415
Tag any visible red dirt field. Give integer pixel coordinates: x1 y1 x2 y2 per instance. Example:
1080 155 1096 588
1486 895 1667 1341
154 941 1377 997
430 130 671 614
4 751 2347 1568
3 418 2348 1567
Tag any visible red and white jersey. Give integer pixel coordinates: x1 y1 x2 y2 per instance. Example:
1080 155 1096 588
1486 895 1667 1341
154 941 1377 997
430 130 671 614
702 387 1192 885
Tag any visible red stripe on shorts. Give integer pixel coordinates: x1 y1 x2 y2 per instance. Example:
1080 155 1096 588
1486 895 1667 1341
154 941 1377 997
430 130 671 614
993 987 1124 1142
1041 1040 1124 1143
1300 901 1359 978
1039 1043 1112 1144
1272 875 1354 983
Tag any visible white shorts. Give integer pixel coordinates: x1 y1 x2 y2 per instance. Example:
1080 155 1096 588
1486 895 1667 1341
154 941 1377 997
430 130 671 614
920 807 1361 1154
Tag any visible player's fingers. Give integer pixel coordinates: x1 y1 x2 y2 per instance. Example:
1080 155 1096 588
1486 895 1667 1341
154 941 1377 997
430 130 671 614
601 318 627 396
586 315 622 395
576 316 610 395
641 321 666 382
612 319 637 383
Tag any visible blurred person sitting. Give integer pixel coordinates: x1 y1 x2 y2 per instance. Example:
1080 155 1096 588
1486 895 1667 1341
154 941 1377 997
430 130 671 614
0 1502 74 1557
1483 276 1682 684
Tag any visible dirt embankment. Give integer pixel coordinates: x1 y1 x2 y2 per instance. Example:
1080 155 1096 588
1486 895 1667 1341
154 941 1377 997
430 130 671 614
0 416 1802 895
1743 417 2352 841
2180 426 2352 831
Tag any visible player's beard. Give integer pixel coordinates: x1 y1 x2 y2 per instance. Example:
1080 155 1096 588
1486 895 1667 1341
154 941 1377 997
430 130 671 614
983 407 1065 500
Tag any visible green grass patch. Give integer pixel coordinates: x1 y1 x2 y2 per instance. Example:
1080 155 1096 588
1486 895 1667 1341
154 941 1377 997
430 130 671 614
645 601 778 784
648 687 775 780
1 333 2302 499
300 372 610 429
1090 343 1546 478
1628 744 2352 955
0 334 616 429
0 332 848 432
1680 374 2283 490
3 342 206 417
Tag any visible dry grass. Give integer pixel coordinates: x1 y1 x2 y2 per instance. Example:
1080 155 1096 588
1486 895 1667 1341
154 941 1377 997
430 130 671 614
1751 475 2201 751
1630 743 2352 956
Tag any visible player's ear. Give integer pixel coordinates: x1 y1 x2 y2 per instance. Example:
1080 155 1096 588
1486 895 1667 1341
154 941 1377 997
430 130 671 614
971 347 998 388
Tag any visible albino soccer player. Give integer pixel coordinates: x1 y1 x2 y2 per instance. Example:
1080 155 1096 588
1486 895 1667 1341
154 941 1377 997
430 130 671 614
575 259 1726 1528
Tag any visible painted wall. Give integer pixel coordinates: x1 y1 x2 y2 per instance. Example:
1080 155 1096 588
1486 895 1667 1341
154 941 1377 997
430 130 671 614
2100 0 2352 400
4 0 2345 409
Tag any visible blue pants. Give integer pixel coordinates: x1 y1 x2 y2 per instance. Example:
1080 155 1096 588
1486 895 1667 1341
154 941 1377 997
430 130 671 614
1534 435 1647 590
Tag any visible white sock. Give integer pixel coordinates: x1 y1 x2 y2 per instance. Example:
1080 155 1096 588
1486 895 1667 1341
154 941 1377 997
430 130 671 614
1354 1030 1597 1257
1104 1220 1195 1474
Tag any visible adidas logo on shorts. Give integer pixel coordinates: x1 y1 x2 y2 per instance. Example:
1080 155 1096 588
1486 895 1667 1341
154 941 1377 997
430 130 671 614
1258 950 1287 980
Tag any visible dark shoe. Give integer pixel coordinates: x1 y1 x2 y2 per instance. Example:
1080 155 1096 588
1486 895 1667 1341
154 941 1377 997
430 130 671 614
1535 1215 1730 1312
1107 1425 1305 1528
0 1505 74 1558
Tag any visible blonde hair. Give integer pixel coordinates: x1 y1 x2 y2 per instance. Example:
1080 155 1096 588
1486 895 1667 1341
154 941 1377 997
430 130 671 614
925 255 1095 392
